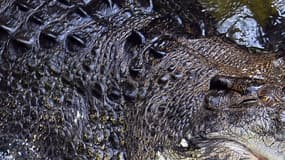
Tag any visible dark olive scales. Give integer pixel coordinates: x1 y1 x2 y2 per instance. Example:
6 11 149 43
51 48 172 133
0 0 285 160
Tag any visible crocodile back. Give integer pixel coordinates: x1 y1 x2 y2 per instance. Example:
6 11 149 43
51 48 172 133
0 0 213 159
0 1 160 159
1 1 282 160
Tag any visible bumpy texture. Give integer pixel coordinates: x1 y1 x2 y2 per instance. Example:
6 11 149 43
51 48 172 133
0 0 285 160
0 1 154 159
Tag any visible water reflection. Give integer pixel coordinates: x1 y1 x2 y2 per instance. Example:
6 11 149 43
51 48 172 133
199 0 285 49
216 5 267 49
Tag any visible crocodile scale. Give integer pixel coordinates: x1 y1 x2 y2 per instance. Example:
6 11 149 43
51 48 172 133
0 0 284 159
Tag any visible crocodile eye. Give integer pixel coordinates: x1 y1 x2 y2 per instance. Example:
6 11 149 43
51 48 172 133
260 96 270 102
259 95 275 107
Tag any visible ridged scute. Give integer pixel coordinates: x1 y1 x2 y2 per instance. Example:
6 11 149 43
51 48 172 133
0 0 163 159
1 0 285 160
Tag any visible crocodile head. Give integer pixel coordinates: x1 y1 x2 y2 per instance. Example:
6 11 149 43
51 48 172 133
156 85 285 160
123 32 285 159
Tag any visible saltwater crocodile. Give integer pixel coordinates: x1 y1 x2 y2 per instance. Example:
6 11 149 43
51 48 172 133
0 0 285 159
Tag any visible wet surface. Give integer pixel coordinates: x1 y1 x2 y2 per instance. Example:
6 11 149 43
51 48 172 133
199 0 285 50
0 0 285 160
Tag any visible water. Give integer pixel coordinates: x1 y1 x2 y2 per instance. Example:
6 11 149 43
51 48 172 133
199 0 285 50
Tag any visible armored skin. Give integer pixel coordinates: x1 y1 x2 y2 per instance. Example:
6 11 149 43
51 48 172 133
0 0 284 159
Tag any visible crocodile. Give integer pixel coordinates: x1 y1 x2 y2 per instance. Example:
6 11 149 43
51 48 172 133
0 0 285 159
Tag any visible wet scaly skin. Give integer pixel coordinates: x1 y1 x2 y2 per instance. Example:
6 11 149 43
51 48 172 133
0 0 285 160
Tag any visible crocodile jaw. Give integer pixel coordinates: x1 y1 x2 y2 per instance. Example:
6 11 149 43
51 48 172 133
204 130 285 160
155 131 285 160
154 107 285 160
